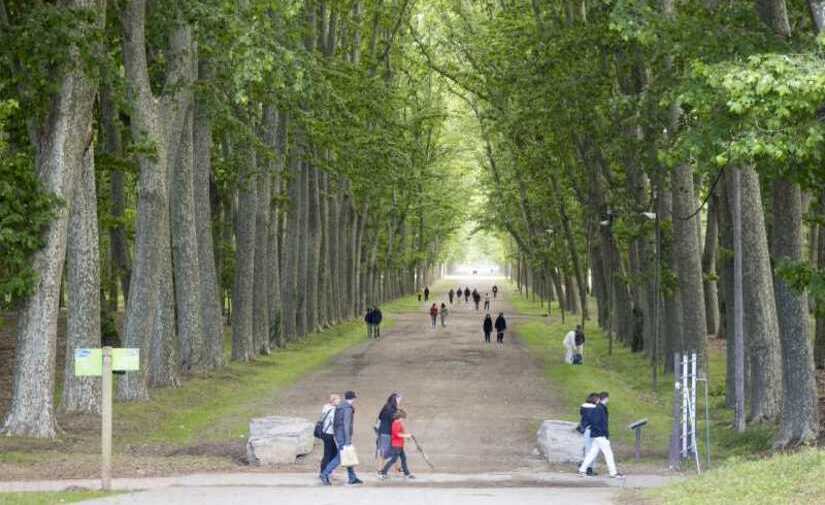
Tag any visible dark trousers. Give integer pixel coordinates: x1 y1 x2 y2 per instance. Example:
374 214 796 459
320 434 338 473
497 331 504 344
484 331 491 343
381 447 410 475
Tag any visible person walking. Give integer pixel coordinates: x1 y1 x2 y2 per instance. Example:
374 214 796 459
472 290 481 311
483 314 493 344
563 327 577 364
378 409 415 480
578 392 623 479
464 287 470 303
578 393 599 476
429 304 439 329
375 393 401 473
320 391 363 486
364 306 374 338
448 289 455 304
483 293 491 312
439 303 449 327
424 287 430 302
319 394 340 478
494 313 507 347
574 325 586 358
492 285 498 298
373 306 383 338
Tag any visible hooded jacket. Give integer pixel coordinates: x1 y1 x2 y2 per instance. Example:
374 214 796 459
579 402 597 432
483 317 493 333
494 315 507 332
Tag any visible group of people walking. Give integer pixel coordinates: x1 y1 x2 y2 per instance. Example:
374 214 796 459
317 391 416 486
447 285 497 311
577 391 623 479
364 306 383 338
429 303 448 328
482 313 507 346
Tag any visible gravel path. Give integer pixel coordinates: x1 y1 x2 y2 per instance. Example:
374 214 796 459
273 276 558 474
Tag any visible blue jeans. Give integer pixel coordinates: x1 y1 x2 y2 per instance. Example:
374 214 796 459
321 452 358 482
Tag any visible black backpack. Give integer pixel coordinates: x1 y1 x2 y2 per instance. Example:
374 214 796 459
314 408 334 439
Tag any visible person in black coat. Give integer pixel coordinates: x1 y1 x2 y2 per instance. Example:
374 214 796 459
372 306 383 338
448 289 455 304
364 307 374 338
494 313 507 347
482 314 493 344
464 287 470 303
424 287 430 302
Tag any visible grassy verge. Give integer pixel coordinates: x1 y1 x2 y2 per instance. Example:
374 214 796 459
641 448 825 505
507 284 773 465
0 491 116 505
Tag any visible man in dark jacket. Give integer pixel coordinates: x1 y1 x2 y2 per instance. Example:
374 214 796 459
448 289 455 304
579 393 599 475
472 290 481 311
464 287 470 303
364 307 374 338
494 313 507 347
424 287 430 302
320 391 363 485
578 392 623 479
372 306 383 338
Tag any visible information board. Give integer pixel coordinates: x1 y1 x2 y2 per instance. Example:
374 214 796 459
112 348 139 371
74 348 103 376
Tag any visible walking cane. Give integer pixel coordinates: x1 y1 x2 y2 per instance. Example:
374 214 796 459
410 435 436 471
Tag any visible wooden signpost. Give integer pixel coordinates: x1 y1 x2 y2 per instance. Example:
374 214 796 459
75 347 139 491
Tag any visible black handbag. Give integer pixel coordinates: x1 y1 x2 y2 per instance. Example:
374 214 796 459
314 409 333 439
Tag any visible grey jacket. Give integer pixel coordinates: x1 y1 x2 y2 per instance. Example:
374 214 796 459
333 401 355 446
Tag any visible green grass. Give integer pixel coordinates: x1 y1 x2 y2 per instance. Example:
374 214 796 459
507 284 774 465
112 293 421 446
643 448 825 505
0 491 116 505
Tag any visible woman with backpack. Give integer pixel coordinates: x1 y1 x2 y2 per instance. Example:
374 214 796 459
318 394 340 478
483 314 493 344
429 304 439 329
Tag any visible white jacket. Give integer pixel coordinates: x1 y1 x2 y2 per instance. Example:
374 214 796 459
320 404 335 435
563 330 577 350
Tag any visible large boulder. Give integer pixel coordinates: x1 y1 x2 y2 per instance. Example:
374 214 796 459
246 416 315 466
536 420 583 464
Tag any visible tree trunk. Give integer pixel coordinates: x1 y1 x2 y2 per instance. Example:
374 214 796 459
118 2 191 401
266 107 285 348
193 58 224 369
717 176 736 408
3 0 104 436
281 150 301 341
171 102 205 372
702 189 720 336
318 169 330 328
724 166 782 422
671 164 707 359
305 165 321 333
60 144 102 415
232 137 258 361
772 178 819 446
253 130 272 355
296 161 310 336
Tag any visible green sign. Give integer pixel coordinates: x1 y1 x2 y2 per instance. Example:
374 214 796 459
112 348 139 371
74 348 102 376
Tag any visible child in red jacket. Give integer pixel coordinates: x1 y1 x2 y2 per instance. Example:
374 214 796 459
378 409 415 480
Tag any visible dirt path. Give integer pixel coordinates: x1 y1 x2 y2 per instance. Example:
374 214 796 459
273 276 560 474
